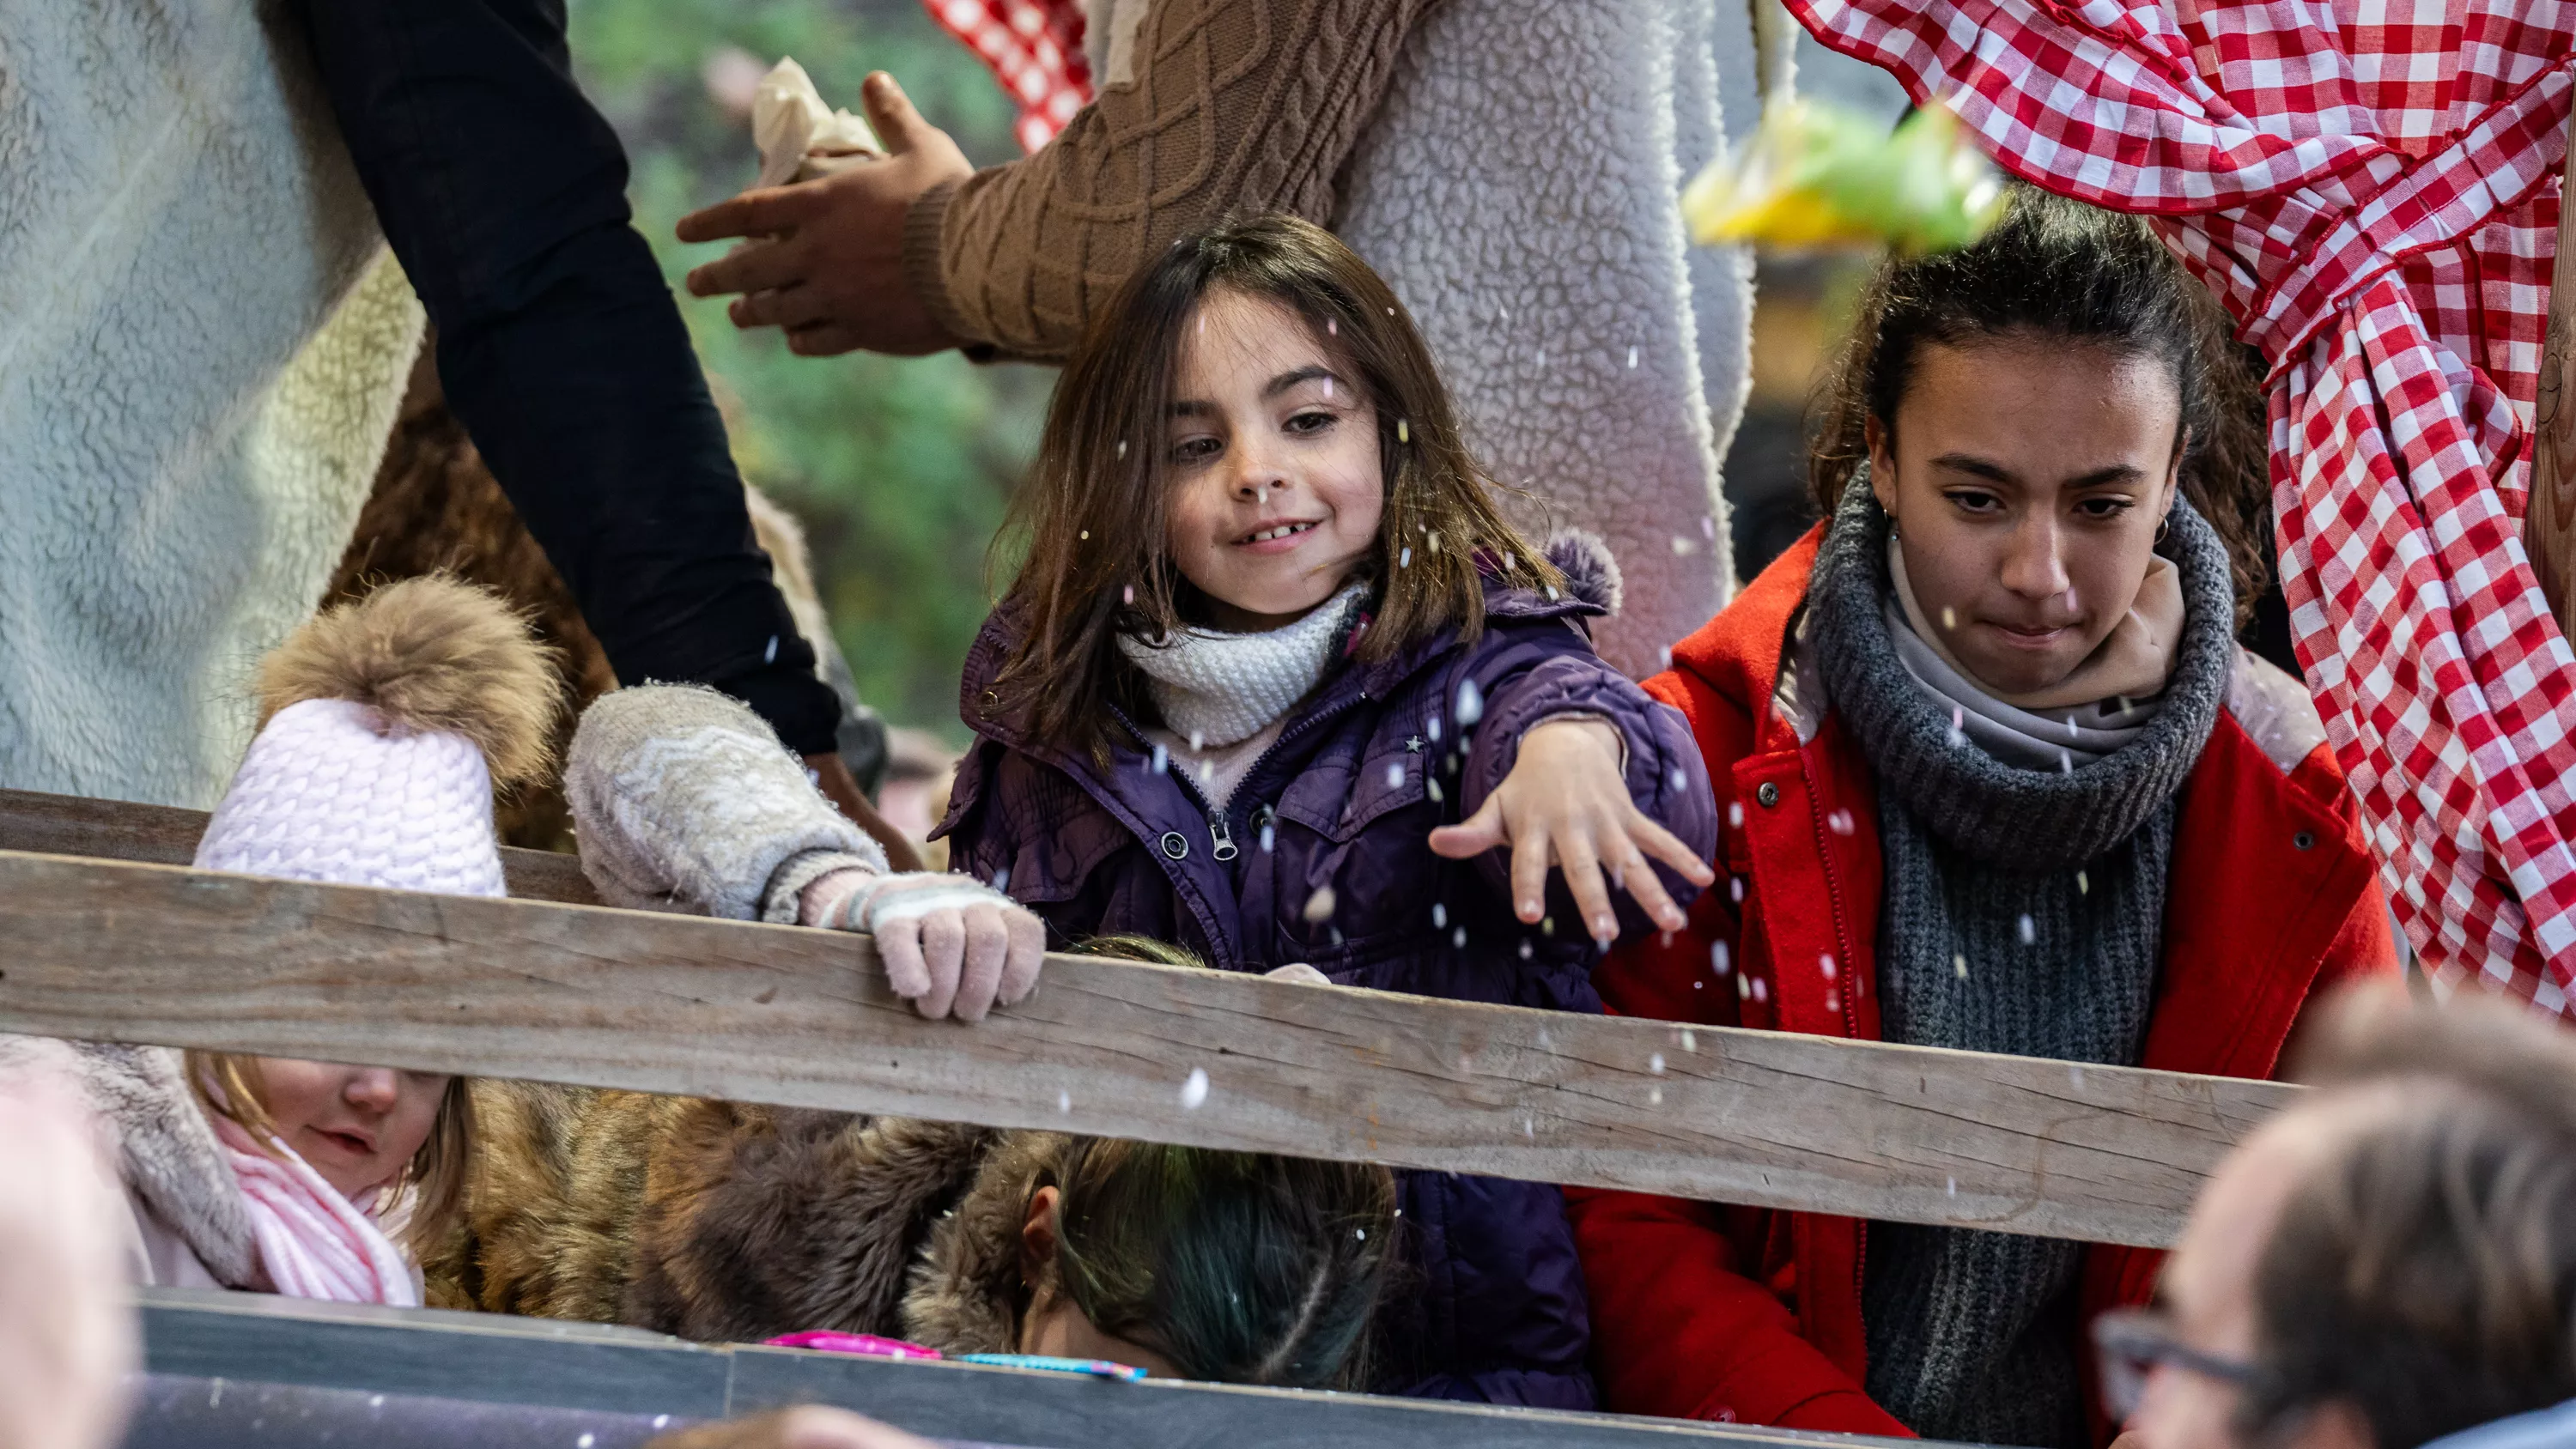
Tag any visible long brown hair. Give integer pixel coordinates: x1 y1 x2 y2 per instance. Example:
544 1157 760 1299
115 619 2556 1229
186 1051 476 1258
1807 185 2271 626
988 215 1559 762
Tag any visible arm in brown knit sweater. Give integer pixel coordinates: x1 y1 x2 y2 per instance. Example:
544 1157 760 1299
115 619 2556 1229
905 0 1435 361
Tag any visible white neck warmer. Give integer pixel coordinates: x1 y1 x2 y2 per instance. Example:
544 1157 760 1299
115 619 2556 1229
1116 582 1368 747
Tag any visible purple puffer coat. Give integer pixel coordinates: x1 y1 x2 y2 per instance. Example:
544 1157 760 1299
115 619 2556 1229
935 539 1720 1409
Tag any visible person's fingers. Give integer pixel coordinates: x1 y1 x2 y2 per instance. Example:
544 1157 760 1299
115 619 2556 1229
1508 816 1554 924
644 1405 939 1449
1629 811 1719 885
951 907 1011 1022
684 234 807 298
1603 825 1686 932
676 186 818 246
1554 829 1619 943
1426 795 1509 860
728 284 835 332
859 72 931 156
999 909 1047 1005
914 910 967 1019
776 1404 943 1449
876 917 931 1000
784 321 868 356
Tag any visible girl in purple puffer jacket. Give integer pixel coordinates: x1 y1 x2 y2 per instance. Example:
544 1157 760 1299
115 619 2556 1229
938 215 1720 1407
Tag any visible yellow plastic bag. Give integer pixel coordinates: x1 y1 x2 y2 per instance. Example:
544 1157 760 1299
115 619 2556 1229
1682 99 2005 255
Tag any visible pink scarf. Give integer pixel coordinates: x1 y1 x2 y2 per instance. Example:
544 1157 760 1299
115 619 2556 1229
210 1113 419 1306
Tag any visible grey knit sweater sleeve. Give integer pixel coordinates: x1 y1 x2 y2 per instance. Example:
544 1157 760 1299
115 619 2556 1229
566 684 885 921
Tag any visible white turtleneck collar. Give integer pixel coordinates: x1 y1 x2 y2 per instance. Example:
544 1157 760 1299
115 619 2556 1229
1116 581 1369 749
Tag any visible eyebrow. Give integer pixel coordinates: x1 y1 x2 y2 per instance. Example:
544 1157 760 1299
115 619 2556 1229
1263 365 1339 398
1929 452 2148 489
1169 366 1344 417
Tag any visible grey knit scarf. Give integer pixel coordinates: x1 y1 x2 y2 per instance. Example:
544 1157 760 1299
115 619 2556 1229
1807 474 2234 1447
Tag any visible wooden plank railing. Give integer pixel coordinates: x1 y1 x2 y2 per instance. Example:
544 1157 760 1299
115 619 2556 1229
0 787 598 905
0 791 2291 1248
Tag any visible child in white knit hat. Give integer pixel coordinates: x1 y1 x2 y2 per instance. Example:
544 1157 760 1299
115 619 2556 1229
1 575 554 1302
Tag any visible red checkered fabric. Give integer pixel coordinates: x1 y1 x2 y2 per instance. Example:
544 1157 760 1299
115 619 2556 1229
1786 0 2576 1010
920 0 1093 154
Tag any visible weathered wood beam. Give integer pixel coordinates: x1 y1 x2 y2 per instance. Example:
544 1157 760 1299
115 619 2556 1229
0 847 2286 1246
0 786 596 905
2524 107 2576 632
136 1287 1908 1448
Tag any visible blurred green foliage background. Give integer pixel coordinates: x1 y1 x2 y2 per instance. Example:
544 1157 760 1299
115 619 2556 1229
568 0 1048 739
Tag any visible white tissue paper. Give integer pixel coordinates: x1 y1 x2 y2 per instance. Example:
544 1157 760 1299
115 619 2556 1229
751 57 883 188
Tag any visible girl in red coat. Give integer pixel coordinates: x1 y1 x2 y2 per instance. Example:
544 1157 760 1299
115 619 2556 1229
1571 190 2396 1447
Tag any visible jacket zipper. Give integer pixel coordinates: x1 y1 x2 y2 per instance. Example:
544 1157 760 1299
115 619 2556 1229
1114 689 1368 867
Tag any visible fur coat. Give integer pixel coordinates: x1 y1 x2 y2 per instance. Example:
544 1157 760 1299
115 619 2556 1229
426 1081 1048 1352
0 1036 261 1290
0 0 425 809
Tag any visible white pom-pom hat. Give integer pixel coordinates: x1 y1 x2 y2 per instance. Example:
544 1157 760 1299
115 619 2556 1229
192 578 560 900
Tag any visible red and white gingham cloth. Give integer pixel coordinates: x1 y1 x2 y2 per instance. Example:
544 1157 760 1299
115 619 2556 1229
1787 0 2576 1009
920 0 1093 154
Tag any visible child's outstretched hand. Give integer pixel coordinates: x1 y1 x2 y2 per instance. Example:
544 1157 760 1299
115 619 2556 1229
805 870 1047 1022
1428 719 1716 943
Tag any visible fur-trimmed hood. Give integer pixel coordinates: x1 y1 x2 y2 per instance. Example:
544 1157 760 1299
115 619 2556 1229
0 1035 258 1287
432 1081 1044 1352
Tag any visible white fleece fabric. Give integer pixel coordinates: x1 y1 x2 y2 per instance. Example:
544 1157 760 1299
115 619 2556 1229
0 0 426 809
1334 0 1752 676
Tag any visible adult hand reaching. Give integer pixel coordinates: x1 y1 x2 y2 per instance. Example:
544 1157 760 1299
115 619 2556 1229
677 73 973 357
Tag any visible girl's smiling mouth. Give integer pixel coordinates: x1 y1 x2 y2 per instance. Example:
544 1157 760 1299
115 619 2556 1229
1237 519 1321 550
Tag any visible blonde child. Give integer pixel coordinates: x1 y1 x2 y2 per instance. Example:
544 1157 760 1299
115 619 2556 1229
1 577 550 1301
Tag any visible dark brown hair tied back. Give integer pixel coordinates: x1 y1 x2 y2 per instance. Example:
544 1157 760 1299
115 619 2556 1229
1807 184 2271 626
989 214 1558 764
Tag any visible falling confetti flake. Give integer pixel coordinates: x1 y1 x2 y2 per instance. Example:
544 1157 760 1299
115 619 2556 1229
1711 941 1731 975
1181 1068 1209 1109
1385 761 1405 788
1649 1053 1665 1074
1058 1090 1071 1113
1953 954 1969 979
1303 886 1338 923
1433 903 1448 928
1397 419 1411 444
1626 346 1640 368
1455 678 1485 727
1681 1029 1697 1052
2017 914 2036 944
1150 743 1170 774
1819 954 1837 981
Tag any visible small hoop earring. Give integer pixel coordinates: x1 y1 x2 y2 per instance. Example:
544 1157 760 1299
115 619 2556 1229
2155 516 2171 543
